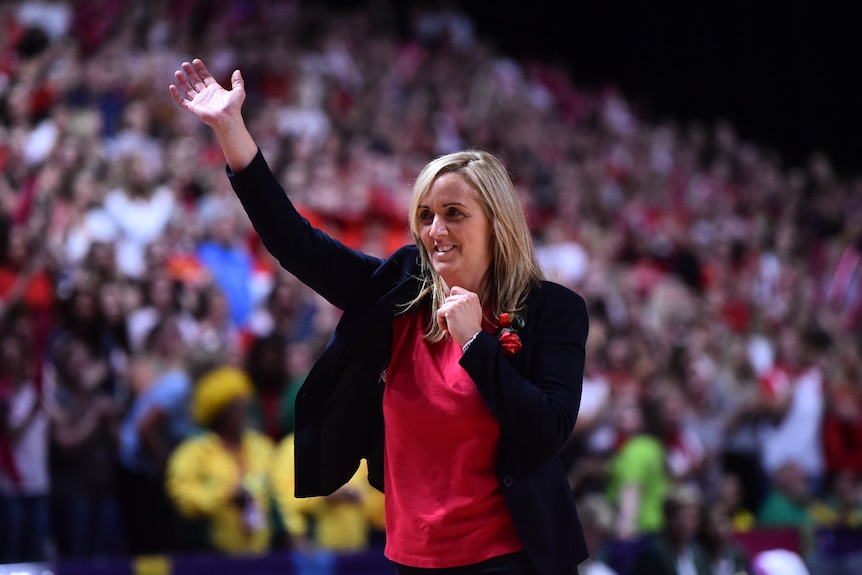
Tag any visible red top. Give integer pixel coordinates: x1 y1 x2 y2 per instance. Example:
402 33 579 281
382 310 522 568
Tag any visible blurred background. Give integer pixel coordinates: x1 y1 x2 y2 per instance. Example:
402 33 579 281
1 1 861 575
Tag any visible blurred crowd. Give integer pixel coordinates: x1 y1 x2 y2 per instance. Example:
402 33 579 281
1 0 861 572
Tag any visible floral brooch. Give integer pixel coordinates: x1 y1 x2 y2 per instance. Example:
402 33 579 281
497 312 525 357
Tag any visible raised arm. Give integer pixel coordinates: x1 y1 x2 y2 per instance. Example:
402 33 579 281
169 58 385 309
169 59 257 172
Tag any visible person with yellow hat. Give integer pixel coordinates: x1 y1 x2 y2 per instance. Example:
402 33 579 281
165 365 274 554
269 433 385 553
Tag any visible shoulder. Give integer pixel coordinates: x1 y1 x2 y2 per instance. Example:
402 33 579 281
243 431 275 459
524 281 589 336
171 432 216 457
245 429 274 448
532 281 586 306
626 435 663 453
387 244 421 271
365 244 422 296
614 436 664 466
158 369 192 390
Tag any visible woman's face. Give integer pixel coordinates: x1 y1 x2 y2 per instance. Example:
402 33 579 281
417 173 492 293
217 398 249 437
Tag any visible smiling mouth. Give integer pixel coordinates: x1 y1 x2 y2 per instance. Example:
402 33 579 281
435 245 455 253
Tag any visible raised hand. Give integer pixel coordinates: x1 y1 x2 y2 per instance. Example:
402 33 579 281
169 59 245 129
168 58 258 171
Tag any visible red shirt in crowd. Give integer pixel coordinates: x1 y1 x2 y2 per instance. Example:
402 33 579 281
822 385 862 476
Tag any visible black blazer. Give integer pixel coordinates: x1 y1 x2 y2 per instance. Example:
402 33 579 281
228 150 590 574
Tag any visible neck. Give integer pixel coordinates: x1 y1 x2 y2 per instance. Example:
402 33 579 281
219 428 243 448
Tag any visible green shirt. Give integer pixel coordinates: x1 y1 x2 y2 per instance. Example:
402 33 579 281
607 434 670 534
757 492 812 528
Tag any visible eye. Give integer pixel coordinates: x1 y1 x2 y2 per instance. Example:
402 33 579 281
418 210 433 224
447 208 464 218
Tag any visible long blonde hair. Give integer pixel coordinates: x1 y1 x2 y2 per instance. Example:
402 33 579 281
406 149 543 341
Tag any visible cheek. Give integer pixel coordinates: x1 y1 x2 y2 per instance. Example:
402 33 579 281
418 226 432 248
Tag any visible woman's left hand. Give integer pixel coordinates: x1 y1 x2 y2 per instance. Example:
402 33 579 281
436 286 483 348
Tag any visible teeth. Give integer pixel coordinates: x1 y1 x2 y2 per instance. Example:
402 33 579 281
436 245 454 253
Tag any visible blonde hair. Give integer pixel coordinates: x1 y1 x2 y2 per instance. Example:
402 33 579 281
406 149 543 341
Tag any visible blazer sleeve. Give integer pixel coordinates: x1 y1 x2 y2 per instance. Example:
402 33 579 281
227 149 384 311
459 283 588 460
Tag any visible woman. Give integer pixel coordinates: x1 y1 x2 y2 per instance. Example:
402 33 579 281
165 365 274 554
116 317 194 555
631 484 712 575
45 335 125 559
698 501 750 575
605 391 671 540
170 58 589 575
0 331 51 564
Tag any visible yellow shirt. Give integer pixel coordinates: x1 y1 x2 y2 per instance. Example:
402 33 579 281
166 430 274 554
270 434 385 551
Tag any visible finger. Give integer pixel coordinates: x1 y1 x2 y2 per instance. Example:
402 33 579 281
447 286 477 301
231 69 244 92
168 84 189 108
175 69 196 98
436 309 449 332
193 58 217 87
182 61 206 91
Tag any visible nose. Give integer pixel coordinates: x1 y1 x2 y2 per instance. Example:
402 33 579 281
429 215 447 238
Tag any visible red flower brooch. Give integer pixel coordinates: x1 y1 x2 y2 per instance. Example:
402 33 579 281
497 312 525 357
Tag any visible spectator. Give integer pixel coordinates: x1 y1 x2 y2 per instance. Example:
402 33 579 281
44 335 125 559
0 224 55 339
809 470 862 529
659 384 706 487
720 347 770 518
116 317 194 556
821 356 862 478
102 153 175 278
631 484 711 575
0 331 52 563
126 271 197 353
0 224 56 377
759 326 829 491
246 272 320 344
190 283 242 360
195 206 255 330
715 472 756 533
698 500 751 575
576 493 619 575
606 391 671 539
165 366 274 555
564 312 614 499
244 332 292 442
757 460 815 531
49 283 124 395
270 433 385 553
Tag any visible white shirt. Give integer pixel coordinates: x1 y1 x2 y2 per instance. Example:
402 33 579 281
761 367 824 477
103 185 176 277
0 382 50 495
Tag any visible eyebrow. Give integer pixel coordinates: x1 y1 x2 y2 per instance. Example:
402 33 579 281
417 202 469 209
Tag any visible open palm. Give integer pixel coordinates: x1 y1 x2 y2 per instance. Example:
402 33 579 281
169 59 245 128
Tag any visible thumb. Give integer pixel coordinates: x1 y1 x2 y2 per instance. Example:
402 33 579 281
231 69 244 92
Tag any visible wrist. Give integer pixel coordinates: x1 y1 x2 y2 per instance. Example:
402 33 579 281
461 331 481 354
